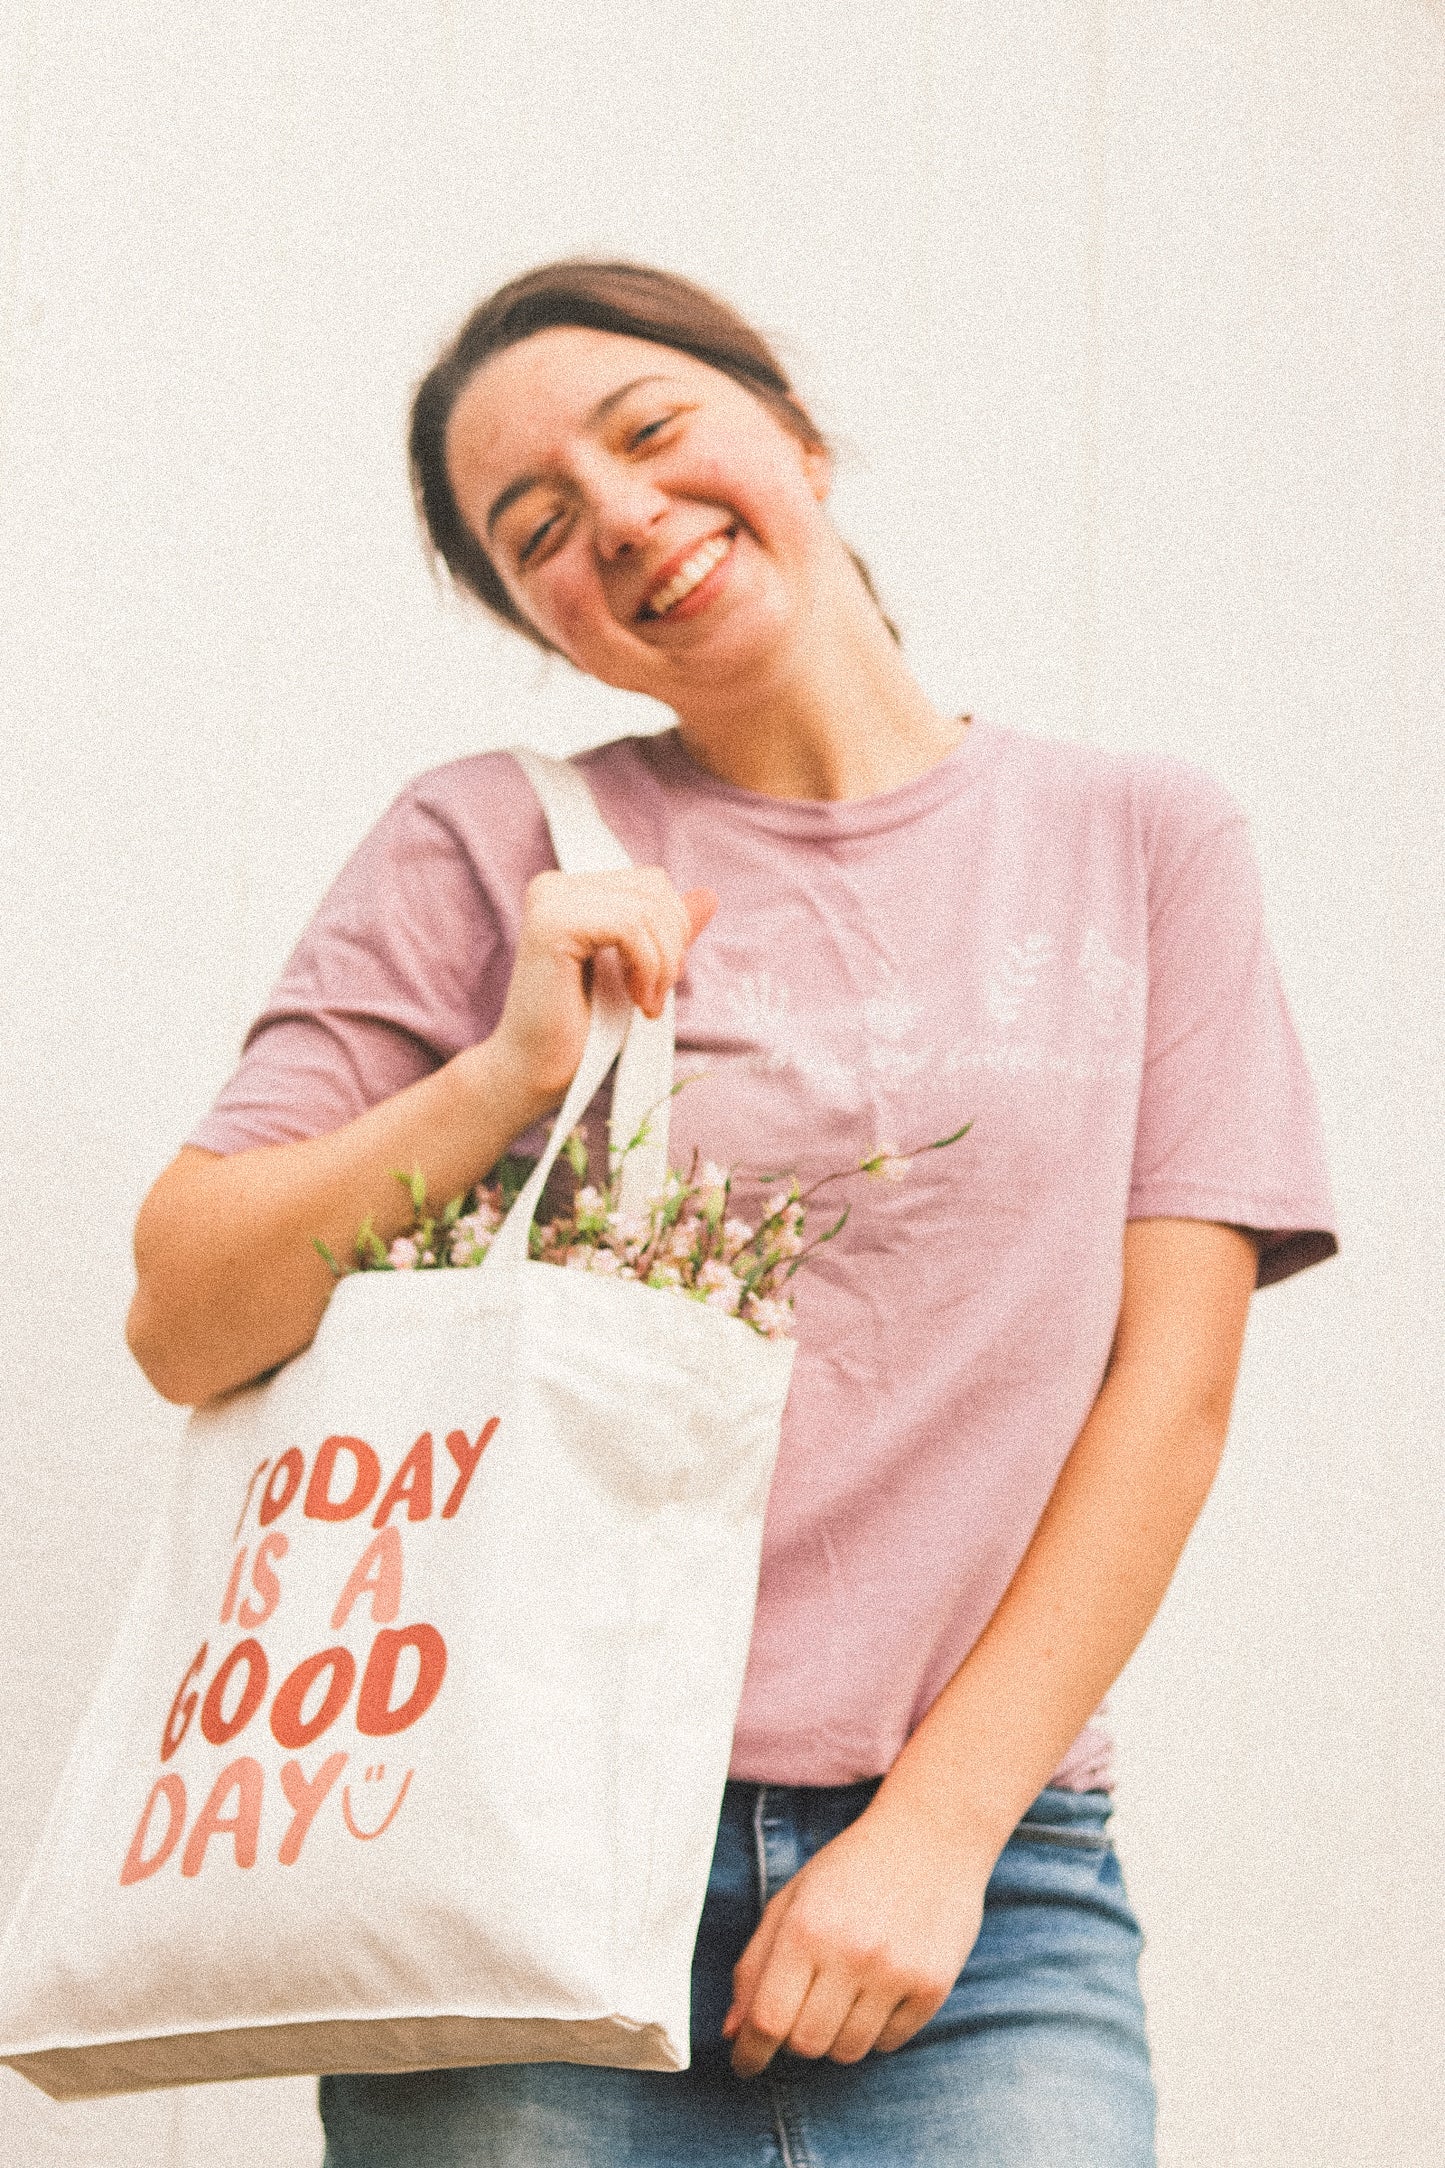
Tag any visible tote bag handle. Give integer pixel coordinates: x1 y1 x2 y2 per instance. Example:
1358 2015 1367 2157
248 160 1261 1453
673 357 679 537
482 750 678 1271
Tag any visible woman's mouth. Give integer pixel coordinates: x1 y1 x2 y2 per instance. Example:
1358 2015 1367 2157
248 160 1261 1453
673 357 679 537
641 529 735 619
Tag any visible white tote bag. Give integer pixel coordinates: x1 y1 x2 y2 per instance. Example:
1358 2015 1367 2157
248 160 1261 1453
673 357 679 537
0 751 794 2101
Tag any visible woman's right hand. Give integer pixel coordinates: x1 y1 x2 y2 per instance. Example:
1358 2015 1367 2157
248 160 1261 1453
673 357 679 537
488 869 717 1106
127 868 716 1409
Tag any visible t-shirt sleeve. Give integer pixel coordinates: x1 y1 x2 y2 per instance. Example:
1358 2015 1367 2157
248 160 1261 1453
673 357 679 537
187 772 524 1155
1127 774 1338 1289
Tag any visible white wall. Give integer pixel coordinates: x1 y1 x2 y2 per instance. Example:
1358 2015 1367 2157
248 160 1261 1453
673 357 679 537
1 4 1440 2160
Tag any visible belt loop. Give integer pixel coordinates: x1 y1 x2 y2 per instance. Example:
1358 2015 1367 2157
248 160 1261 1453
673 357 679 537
751 1785 771 1914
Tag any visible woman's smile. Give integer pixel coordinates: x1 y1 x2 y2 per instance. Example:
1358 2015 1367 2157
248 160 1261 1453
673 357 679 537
639 526 738 621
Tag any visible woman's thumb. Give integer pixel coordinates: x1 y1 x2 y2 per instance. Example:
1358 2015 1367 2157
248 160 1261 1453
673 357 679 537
684 886 719 942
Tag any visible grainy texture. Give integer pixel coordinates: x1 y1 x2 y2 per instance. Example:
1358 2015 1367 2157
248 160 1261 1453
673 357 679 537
0 4 1440 2161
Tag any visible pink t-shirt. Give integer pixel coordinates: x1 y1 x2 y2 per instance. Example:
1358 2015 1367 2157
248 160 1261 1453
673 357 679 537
190 720 1337 1790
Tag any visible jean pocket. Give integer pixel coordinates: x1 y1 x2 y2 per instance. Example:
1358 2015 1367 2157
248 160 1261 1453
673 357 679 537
1011 1790 1113 1852
1012 1817 1111 1851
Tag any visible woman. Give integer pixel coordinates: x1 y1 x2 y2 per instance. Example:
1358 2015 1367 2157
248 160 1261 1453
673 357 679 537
128 261 1337 2165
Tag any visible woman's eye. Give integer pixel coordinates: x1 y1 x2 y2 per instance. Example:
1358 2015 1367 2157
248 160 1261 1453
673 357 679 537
629 413 677 449
518 513 562 564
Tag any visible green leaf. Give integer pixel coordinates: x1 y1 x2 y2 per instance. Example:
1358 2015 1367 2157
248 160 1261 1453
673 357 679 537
313 1237 345 1279
609 1070 706 1181
926 1122 973 1151
782 1205 850 1282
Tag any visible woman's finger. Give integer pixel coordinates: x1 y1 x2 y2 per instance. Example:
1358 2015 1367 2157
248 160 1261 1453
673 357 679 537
683 885 718 940
871 1985 948 2056
727 1934 817 2080
778 1968 867 2062
608 882 713 1015
501 866 714 1086
528 871 700 1012
722 1888 791 2041
624 874 707 1005
824 1985 906 2065
611 919 668 1016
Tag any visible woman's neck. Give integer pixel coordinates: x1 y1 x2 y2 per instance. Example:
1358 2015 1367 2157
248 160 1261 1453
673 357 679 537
668 560 966 803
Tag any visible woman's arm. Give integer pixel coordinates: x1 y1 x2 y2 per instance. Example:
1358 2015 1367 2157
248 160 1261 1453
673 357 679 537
127 868 715 1407
724 1215 1260 2076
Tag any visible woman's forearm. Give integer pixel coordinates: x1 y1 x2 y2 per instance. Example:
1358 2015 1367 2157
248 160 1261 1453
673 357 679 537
721 1221 1262 2079
126 1033 554 1408
871 1218 1260 1866
126 868 716 1409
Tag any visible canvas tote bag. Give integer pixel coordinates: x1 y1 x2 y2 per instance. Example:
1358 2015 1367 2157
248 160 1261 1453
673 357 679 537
0 749 794 2101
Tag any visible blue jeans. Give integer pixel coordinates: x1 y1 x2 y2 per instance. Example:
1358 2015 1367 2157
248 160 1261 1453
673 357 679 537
320 1779 1156 2166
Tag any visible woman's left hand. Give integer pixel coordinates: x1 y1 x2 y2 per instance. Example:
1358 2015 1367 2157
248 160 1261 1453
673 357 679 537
722 1796 992 2077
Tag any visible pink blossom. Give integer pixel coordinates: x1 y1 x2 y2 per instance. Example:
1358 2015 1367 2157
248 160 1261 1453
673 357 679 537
605 1212 650 1260
696 1160 730 1216
450 1210 496 1259
663 1216 704 1263
345 1104 968 1347
745 1295 794 1339
721 1217 755 1259
574 1186 608 1224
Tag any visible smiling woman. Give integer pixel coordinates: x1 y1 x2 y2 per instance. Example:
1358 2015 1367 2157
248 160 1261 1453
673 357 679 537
439 326 851 736
124 258 1338 2168
408 259 900 655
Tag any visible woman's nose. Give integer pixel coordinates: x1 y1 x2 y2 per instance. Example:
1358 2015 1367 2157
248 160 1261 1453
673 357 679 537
590 472 669 561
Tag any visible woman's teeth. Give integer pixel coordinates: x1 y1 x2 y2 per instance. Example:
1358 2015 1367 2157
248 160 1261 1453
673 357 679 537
646 532 732 617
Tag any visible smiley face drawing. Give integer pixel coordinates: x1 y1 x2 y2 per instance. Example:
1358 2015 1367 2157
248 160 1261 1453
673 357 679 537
341 1762 414 1840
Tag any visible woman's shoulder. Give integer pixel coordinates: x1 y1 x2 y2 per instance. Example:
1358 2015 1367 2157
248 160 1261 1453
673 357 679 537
381 734 667 892
983 720 1249 867
397 743 550 835
401 733 661 829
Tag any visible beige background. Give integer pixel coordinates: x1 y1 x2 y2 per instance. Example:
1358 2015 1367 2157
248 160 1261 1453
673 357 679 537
1 3 1441 2161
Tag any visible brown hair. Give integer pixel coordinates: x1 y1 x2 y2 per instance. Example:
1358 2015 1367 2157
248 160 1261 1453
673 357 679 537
408 258 898 651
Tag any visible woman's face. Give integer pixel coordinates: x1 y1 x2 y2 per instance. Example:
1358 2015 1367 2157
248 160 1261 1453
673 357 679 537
442 326 833 700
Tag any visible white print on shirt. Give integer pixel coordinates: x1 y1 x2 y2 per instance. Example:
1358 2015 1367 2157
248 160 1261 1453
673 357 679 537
720 933 1142 1104
727 969 792 1046
726 971 934 1102
985 934 1055 1033
861 986 935 1084
940 1039 1137 1085
1079 926 1144 1041
726 972 858 1103
939 925 1143 1086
